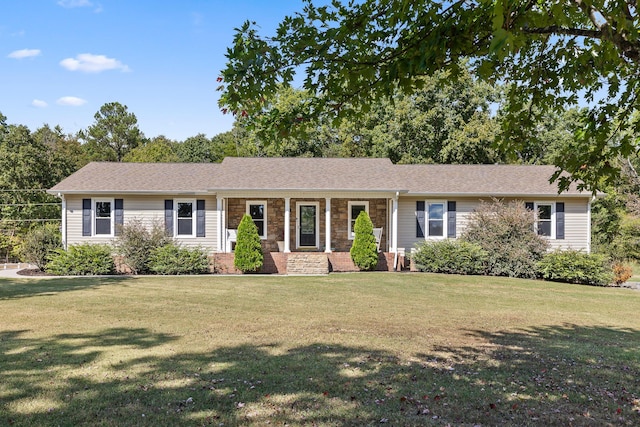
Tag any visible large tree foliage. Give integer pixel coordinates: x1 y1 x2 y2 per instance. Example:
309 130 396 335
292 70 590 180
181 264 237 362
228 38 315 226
0 123 77 229
124 136 180 163
82 102 144 162
219 0 640 191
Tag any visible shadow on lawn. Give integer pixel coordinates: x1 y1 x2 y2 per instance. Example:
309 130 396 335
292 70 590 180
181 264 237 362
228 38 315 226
1 325 639 426
0 276 131 300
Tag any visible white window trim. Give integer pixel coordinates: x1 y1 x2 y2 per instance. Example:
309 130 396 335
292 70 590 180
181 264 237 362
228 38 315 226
534 201 556 239
348 201 369 240
425 200 447 240
92 198 115 237
175 199 197 238
296 201 320 249
246 200 267 240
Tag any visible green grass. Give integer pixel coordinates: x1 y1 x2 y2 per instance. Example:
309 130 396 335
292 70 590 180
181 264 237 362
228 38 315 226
1 273 639 426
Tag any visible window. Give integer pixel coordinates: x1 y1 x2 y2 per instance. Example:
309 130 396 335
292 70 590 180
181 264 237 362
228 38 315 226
176 200 195 236
535 202 554 238
247 201 267 239
427 202 445 238
94 199 114 236
416 201 447 239
348 201 369 239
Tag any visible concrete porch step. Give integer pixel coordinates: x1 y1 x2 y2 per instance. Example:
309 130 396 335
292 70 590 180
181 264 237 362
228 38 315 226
286 253 329 275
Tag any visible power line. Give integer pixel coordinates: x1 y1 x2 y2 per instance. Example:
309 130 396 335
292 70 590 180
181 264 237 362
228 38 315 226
0 189 51 192
0 206 60 209
0 218 61 222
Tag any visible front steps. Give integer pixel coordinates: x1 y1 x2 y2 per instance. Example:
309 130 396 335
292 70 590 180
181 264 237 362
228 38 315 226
286 253 329 275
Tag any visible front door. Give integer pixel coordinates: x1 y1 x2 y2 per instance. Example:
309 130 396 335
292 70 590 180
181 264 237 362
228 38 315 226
298 203 318 248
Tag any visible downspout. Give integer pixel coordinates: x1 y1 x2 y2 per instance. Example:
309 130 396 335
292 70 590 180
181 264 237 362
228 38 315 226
392 192 399 271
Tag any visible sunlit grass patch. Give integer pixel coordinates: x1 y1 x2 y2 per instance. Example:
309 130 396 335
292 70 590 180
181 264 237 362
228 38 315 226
1 273 639 425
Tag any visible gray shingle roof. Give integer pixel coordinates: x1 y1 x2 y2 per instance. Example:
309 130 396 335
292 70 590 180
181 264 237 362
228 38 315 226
49 162 220 194
49 158 588 197
395 164 583 196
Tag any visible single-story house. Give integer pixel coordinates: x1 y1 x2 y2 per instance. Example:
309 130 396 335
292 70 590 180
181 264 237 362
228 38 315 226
48 157 594 274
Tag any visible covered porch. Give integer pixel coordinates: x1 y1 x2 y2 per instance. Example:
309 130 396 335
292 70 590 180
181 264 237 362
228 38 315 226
214 192 404 273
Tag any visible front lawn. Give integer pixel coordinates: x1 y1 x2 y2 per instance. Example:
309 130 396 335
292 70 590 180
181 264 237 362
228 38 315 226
1 273 639 426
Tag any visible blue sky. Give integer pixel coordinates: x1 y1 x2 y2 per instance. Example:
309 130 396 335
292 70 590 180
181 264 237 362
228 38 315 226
1 0 306 141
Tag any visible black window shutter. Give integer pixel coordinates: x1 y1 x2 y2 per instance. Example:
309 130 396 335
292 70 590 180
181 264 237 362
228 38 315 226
196 199 205 237
164 200 174 235
82 199 91 236
114 199 124 236
416 201 425 238
556 202 565 240
447 201 456 238
525 202 534 211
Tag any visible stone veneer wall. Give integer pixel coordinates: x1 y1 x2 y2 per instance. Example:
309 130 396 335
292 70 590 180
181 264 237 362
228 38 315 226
226 197 388 252
330 199 388 252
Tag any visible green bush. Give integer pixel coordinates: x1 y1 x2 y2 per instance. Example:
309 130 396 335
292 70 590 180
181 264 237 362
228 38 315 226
462 199 549 279
607 215 640 261
148 242 209 275
350 211 379 271
19 223 62 270
234 214 264 273
537 250 613 286
46 244 115 276
413 239 487 275
115 219 172 274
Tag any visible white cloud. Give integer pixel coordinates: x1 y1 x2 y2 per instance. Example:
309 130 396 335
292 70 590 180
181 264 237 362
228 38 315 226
60 53 130 73
57 0 92 8
32 99 48 108
8 49 41 59
57 96 87 106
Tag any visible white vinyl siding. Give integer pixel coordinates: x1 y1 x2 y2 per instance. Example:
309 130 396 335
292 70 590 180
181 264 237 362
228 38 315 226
397 197 591 253
64 195 218 251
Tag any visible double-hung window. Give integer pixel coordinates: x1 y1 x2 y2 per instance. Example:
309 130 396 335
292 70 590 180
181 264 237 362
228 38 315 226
247 201 267 239
416 201 450 239
176 200 196 237
534 202 554 238
94 199 114 236
348 201 369 239
427 202 445 238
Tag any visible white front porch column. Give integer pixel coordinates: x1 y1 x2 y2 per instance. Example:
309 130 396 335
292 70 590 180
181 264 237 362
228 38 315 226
284 197 291 253
220 198 227 253
216 197 224 252
325 198 332 253
392 193 399 253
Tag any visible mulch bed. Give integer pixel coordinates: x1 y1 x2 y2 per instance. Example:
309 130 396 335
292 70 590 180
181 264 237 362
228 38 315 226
17 268 54 277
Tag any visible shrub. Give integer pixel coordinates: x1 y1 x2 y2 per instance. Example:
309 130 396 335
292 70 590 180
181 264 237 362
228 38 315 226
612 262 633 285
462 199 549 279
115 219 172 274
46 244 115 276
350 211 379 271
536 250 613 286
19 223 62 270
148 242 209 275
607 215 640 262
412 239 487 275
234 214 264 273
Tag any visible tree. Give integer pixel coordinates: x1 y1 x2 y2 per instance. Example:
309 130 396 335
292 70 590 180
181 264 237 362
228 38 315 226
234 214 264 273
82 102 144 162
0 124 72 233
124 136 179 162
219 1 640 192
176 133 222 163
350 211 378 271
